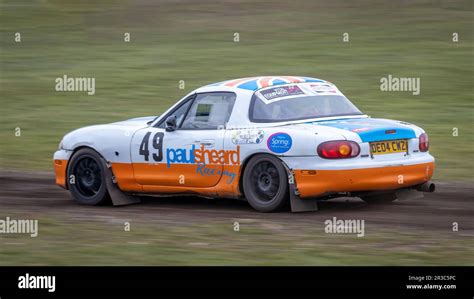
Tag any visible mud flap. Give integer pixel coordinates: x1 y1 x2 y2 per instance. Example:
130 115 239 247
285 167 318 212
395 189 424 201
100 158 141 206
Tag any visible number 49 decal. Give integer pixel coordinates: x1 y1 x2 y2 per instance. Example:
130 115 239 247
139 132 164 161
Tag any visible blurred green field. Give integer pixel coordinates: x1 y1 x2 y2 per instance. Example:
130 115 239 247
1 0 473 181
1 214 472 266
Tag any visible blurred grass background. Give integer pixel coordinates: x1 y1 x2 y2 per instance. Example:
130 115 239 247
1 214 472 265
0 0 473 180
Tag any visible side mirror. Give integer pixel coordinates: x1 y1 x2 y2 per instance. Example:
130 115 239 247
165 115 177 132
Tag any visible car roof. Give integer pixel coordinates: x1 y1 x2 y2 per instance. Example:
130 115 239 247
153 76 349 128
204 76 330 91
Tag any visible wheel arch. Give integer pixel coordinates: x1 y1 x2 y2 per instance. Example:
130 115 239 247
68 145 106 166
237 152 290 200
67 145 140 206
65 145 110 186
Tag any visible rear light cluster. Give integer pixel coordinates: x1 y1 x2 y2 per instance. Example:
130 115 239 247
419 133 429 152
317 141 360 159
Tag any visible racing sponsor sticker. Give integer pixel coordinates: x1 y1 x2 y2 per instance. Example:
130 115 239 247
267 133 292 154
166 145 240 167
259 85 305 102
165 145 240 184
231 130 264 144
196 163 237 184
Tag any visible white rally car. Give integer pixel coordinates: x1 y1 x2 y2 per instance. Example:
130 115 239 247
54 76 435 212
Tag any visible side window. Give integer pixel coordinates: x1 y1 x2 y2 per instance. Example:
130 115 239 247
180 92 236 129
157 97 193 128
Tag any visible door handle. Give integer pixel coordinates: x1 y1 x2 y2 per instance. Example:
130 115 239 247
195 139 215 147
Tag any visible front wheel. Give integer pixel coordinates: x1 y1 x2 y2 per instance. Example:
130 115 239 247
67 148 109 205
242 154 289 212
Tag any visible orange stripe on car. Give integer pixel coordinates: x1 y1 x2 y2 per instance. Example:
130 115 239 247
111 163 242 197
294 162 435 198
55 159 435 201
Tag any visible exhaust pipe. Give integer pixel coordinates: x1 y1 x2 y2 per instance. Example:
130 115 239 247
417 181 435 193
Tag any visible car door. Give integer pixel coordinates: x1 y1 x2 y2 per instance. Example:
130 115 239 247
131 92 237 188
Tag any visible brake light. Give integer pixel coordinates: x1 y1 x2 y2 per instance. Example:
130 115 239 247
317 141 360 159
419 133 429 152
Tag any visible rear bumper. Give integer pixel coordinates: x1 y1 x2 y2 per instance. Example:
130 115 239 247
294 162 435 198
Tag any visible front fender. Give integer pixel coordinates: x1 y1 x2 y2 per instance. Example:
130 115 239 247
61 124 139 163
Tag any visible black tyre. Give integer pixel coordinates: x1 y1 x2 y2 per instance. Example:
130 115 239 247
67 148 109 205
361 192 397 204
242 154 289 212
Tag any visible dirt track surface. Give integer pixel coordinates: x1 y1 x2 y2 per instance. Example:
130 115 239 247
1 170 473 233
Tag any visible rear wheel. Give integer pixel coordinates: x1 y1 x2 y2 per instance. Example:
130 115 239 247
67 148 109 205
242 154 289 212
361 192 397 204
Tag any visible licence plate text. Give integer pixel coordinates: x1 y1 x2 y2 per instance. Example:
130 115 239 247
370 139 408 155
